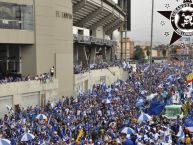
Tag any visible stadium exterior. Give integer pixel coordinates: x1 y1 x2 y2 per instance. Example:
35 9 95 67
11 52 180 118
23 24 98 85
0 0 127 115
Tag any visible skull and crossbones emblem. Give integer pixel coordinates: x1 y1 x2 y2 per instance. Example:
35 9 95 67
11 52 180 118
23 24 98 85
181 13 193 27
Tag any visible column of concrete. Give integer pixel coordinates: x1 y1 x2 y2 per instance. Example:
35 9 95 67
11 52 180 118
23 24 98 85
96 46 103 64
84 45 88 65
73 44 79 65
90 46 96 64
106 47 112 62
33 0 74 97
78 44 87 65
101 46 106 61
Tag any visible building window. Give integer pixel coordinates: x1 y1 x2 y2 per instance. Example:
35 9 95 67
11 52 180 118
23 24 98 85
0 44 21 78
78 29 83 35
0 2 33 30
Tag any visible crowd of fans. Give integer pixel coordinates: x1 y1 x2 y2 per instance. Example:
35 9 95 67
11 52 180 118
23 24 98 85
0 73 51 84
0 66 55 84
74 61 131 74
0 61 193 144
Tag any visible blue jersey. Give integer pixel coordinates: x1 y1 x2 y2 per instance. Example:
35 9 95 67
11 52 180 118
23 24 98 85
53 135 59 143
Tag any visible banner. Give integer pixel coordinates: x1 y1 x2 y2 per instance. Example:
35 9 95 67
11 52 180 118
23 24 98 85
185 117 193 127
186 73 193 84
147 101 165 116
185 117 193 132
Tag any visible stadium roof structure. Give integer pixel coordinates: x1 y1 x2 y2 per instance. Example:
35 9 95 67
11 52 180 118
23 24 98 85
72 0 126 35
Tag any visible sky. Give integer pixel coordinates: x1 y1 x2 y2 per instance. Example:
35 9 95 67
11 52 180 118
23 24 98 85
112 0 187 45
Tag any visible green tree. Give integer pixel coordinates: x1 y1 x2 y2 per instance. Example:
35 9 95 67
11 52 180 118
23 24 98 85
171 46 177 55
134 45 145 61
145 46 150 60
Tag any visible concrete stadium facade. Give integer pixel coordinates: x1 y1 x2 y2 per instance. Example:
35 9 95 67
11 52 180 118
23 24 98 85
0 0 73 97
0 0 126 114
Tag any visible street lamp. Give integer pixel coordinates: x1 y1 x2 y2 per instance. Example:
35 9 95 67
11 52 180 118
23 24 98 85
149 0 155 94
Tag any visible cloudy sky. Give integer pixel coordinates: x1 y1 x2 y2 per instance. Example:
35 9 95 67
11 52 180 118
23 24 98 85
113 0 185 44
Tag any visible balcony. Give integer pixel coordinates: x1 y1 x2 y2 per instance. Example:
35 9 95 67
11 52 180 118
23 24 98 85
73 34 117 46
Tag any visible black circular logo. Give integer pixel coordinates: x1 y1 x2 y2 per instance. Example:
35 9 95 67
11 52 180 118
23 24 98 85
171 3 193 36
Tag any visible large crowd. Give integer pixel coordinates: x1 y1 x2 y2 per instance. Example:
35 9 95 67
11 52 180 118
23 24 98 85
0 73 51 84
74 61 128 74
0 66 55 84
1 61 193 145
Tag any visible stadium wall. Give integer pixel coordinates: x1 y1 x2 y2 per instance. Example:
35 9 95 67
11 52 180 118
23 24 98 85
74 67 128 95
0 79 58 117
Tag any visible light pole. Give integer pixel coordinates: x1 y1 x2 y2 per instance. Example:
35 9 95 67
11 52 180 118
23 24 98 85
149 0 155 94
121 28 123 61
125 0 128 61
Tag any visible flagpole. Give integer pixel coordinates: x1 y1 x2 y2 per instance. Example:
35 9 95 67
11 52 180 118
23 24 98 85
149 0 155 94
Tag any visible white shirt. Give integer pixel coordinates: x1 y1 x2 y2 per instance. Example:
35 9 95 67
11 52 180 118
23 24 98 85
51 67 54 73
154 133 159 140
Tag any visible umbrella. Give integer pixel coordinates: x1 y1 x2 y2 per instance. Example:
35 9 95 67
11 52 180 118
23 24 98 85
138 113 152 123
21 133 35 142
158 83 163 88
0 139 11 145
36 114 47 120
135 99 144 108
146 93 158 101
121 127 135 134
167 75 173 82
102 98 111 104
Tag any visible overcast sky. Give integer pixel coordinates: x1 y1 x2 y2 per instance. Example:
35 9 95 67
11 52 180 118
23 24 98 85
113 0 184 44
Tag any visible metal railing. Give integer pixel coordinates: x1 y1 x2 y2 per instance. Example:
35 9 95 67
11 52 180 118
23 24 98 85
73 34 117 46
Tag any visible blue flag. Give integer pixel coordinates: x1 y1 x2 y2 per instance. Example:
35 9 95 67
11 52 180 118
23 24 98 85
135 99 144 108
167 75 173 83
147 101 165 116
185 117 193 127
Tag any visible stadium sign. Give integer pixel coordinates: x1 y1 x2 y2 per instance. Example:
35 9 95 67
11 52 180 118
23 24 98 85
56 11 72 19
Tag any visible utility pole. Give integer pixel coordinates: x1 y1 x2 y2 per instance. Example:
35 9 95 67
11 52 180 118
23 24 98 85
119 0 124 61
149 0 155 94
120 28 123 61
125 0 127 61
